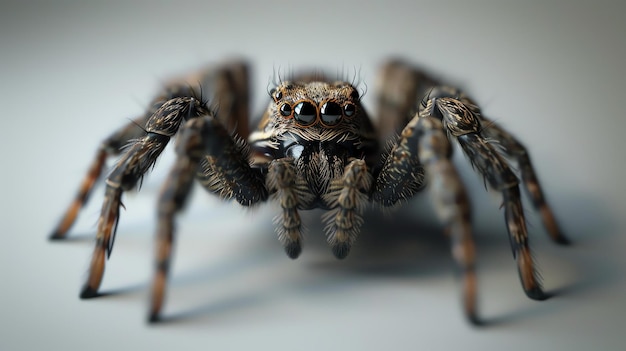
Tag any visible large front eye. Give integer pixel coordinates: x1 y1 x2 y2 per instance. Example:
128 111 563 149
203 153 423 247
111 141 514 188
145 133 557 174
294 101 317 126
279 103 292 117
320 101 342 126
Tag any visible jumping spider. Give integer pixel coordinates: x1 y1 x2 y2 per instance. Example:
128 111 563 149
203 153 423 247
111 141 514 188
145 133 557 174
50 59 568 324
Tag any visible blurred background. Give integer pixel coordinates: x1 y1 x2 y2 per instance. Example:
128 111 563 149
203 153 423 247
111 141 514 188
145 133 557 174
2 0 625 350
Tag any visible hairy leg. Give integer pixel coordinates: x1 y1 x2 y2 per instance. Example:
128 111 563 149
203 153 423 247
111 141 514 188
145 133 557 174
423 92 547 300
49 116 149 240
480 118 569 244
81 97 211 298
416 115 479 324
375 110 479 323
322 159 372 259
375 59 437 141
266 159 304 259
50 61 250 240
149 115 267 321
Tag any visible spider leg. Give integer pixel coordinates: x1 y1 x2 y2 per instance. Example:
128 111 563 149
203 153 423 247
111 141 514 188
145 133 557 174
191 60 251 139
374 111 479 323
322 159 372 259
372 61 432 207
80 97 211 298
49 84 197 240
375 59 437 141
149 116 267 322
425 93 547 301
481 118 569 244
266 159 305 259
50 61 250 240
370 129 426 207
149 153 196 323
49 115 149 240
372 61 479 321
195 136 268 206
417 116 479 324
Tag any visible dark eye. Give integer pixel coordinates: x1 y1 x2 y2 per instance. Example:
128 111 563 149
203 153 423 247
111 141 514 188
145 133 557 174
320 101 342 126
293 101 317 126
279 103 292 117
274 89 283 102
343 103 356 117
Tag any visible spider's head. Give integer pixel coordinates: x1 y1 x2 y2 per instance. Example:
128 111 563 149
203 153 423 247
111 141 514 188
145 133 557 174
266 80 362 130
249 79 373 162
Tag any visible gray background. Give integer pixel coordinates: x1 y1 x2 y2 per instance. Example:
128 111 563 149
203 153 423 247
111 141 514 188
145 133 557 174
2 0 625 350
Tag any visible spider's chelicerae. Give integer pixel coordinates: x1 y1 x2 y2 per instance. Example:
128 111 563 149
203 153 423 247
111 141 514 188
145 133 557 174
50 59 569 324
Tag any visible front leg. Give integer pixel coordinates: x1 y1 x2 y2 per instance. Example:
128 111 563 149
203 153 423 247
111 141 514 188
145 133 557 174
49 85 197 240
50 61 250 240
81 97 211 298
49 111 155 240
150 116 267 322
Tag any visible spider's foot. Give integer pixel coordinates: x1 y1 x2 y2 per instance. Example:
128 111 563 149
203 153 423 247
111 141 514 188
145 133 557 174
524 286 551 301
48 231 67 241
540 206 571 245
79 285 100 299
466 313 484 327
284 241 302 259
332 242 351 260
148 312 161 324
553 232 571 246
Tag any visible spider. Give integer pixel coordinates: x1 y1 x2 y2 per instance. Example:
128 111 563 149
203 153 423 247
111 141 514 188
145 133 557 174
50 59 569 325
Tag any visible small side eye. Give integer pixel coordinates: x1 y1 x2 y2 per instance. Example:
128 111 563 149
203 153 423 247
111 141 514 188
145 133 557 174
279 103 292 117
343 102 356 117
273 89 283 102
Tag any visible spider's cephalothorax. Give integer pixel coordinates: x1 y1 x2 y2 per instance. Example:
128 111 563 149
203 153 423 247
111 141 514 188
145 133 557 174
247 80 379 259
50 59 569 325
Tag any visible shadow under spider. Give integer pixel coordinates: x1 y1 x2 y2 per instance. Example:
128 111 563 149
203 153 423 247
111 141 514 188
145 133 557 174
151 204 522 326
67 190 618 327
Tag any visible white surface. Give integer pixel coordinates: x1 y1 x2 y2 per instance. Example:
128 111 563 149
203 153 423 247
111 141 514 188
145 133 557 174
2 1 625 350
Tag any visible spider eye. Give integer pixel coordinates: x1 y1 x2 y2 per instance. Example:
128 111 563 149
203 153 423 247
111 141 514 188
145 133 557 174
274 90 283 102
343 103 356 117
320 101 342 126
279 103 292 117
294 101 317 126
